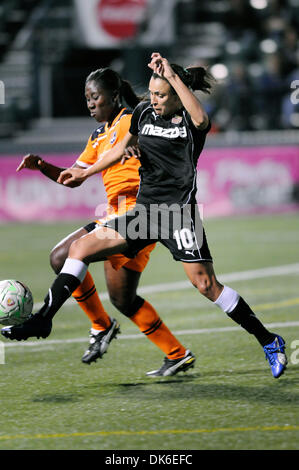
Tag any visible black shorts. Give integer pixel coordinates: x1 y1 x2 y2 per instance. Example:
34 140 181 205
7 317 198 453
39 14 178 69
84 221 98 233
104 202 213 263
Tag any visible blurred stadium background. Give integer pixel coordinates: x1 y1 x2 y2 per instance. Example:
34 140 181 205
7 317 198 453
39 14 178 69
0 0 298 223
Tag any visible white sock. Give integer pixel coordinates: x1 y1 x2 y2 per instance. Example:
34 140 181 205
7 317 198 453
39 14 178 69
214 286 240 313
60 258 88 283
90 328 102 335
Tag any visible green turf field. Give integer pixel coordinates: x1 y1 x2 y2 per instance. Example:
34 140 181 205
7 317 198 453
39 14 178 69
0 213 298 451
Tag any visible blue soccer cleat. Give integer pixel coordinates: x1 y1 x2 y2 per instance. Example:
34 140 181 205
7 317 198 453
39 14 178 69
263 335 287 378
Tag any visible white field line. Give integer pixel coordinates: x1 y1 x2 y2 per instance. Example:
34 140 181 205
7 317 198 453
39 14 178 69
3 263 299 349
33 262 299 310
4 321 299 349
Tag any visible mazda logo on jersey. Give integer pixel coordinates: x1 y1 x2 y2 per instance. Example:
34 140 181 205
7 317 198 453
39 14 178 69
141 124 187 139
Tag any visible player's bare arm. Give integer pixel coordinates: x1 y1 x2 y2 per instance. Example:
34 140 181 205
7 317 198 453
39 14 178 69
58 132 138 186
148 52 209 130
16 154 85 187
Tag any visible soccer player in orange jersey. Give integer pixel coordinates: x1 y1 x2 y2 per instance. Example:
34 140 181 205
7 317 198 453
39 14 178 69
15 68 194 375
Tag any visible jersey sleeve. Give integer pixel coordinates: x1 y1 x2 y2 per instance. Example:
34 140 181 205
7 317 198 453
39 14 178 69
76 133 99 167
129 101 148 136
202 119 211 134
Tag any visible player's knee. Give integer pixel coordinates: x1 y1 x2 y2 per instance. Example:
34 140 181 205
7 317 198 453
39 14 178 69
109 293 143 317
198 282 212 297
109 294 133 315
50 246 68 274
110 296 127 314
192 274 213 297
193 275 222 300
68 238 85 260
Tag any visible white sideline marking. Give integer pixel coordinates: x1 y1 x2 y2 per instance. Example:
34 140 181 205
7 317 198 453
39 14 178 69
33 262 299 310
3 321 299 349
3 263 299 349
137 262 299 295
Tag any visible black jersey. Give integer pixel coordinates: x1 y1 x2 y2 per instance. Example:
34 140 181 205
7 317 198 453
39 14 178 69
129 100 211 206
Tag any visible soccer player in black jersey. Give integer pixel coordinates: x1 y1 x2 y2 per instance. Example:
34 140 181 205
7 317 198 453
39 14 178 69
2 53 287 379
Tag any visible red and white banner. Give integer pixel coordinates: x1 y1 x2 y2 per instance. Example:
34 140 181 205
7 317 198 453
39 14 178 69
74 0 176 48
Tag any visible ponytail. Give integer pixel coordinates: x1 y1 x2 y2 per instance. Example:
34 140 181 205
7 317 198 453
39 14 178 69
152 63 215 94
184 66 214 94
120 79 142 108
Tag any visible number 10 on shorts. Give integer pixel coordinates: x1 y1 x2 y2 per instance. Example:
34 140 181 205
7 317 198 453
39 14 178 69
174 228 195 250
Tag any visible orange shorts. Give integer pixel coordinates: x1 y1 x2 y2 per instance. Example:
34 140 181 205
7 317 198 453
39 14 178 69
92 195 156 273
107 243 155 272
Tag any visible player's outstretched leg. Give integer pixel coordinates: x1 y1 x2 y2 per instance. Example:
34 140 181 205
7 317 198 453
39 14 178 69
1 313 52 341
50 227 120 363
214 288 288 378
183 262 287 378
1 258 88 341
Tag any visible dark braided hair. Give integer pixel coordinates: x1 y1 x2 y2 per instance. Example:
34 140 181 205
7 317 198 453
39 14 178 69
152 63 214 95
86 68 141 109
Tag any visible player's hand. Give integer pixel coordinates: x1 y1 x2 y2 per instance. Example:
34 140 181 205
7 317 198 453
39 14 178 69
57 167 88 185
16 154 44 172
120 145 141 165
148 52 175 80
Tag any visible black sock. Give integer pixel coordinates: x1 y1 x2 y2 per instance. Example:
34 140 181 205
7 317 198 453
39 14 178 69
227 297 275 347
37 273 81 321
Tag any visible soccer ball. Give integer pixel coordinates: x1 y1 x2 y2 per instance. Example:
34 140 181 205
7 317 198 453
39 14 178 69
0 280 33 326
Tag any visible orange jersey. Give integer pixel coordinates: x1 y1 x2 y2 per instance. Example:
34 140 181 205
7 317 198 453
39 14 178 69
77 108 156 273
76 108 140 207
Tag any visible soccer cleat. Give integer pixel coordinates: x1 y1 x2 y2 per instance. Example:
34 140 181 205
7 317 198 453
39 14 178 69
263 335 287 378
81 317 120 364
146 349 195 377
1 313 52 341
